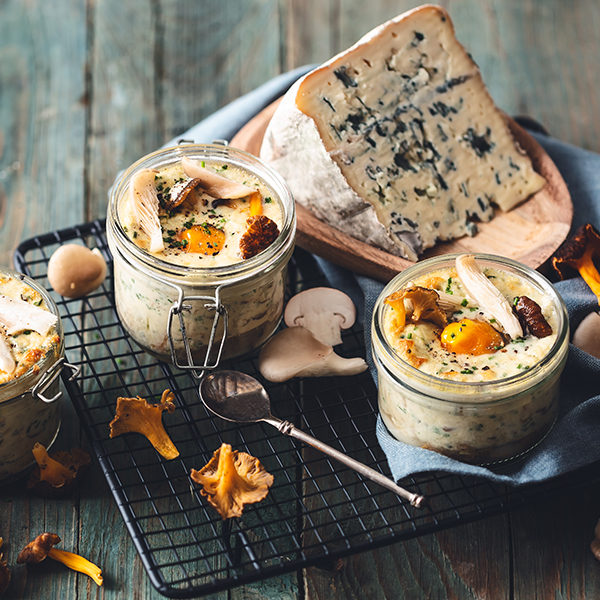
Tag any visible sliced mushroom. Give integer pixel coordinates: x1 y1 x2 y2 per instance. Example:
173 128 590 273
553 223 600 305
455 254 523 339
0 331 15 374
284 288 356 346
572 311 600 359
258 326 367 382
163 177 204 211
129 168 164 253
0 295 58 337
182 157 257 199
48 245 107 298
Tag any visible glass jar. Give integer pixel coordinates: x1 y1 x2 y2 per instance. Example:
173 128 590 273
372 254 569 464
0 271 72 481
107 143 296 375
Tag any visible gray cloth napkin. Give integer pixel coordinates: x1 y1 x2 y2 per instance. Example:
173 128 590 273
170 66 600 486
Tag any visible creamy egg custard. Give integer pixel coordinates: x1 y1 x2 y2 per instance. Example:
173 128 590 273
118 160 283 266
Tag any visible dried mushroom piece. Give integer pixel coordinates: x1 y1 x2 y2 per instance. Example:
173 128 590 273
552 223 600 305
239 215 280 259
0 538 10 595
163 177 204 211
190 443 274 519
27 443 90 496
513 296 552 338
109 389 179 460
17 533 103 586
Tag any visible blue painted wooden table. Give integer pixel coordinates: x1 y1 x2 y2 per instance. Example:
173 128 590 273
1 1 600 598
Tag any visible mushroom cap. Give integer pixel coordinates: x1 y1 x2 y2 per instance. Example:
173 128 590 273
572 311 600 359
48 244 107 298
258 326 332 382
17 533 61 564
552 223 600 279
284 287 356 327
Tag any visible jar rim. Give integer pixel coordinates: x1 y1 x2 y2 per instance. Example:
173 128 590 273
107 143 296 283
372 253 570 398
0 269 64 401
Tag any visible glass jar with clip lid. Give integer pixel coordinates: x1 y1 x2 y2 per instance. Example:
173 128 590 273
107 142 296 378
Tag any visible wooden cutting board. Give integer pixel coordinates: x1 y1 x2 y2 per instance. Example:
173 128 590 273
231 99 572 282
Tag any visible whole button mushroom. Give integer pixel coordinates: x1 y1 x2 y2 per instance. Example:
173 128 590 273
284 287 357 346
48 244 107 298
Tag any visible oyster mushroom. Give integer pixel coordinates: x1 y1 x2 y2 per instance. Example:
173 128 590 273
284 287 357 346
47 244 107 298
17 533 103 586
455 254 523 339
553 223 600 305
572 312 600 359
258 326 367 382
182 157 263 216
0 295 57 337
130 168 164 253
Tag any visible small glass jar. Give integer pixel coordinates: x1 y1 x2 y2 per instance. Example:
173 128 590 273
0 271 69 481
107 143 296 374
372 254 569 464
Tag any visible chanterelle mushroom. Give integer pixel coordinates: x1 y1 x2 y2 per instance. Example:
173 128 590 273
17 532 103 586
47 245 107 298
455 254 523 339
553 223 600 305
109 389 179 459
27 443 91 496
284 287 357 346
190 443 273 519
0 537 10 595
384 286 447 337
258 326 367 382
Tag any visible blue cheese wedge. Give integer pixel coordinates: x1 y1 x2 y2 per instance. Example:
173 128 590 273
260 4 546 260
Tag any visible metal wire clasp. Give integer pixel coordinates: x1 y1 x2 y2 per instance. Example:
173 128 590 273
167 285 228 379
32 357 80 404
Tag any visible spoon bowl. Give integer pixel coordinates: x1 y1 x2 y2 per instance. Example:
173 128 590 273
199 370 425 508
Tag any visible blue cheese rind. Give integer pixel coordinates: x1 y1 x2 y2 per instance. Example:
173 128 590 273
260 5 546 260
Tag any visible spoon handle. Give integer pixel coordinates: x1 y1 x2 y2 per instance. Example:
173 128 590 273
264 417 425 508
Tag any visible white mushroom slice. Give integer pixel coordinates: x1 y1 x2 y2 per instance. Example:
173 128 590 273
182 157 256 199
0 295 58 336
258 326 367 382
130 168 164 253
284 287 356 346
455 255 523 339
0 332 15 374
572 311 600 359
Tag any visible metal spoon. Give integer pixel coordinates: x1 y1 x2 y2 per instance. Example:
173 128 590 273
199 370 425 508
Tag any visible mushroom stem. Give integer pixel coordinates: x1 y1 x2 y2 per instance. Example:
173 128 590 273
578 248 600 305
47 548 103 586
298 352 367 378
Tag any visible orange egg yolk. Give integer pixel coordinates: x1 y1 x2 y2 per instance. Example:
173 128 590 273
440 319 504 355
178 224 225 255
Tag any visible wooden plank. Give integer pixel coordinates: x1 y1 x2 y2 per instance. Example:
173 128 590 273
0 0 87 599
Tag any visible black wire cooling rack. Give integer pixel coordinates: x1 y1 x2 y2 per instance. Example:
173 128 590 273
14 220 600 598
